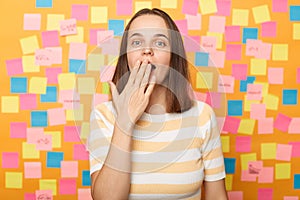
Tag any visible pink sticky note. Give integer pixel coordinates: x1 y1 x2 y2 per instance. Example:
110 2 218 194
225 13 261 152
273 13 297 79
206 92 222 108
60 18 77 36
24 162 41 178
100 66 116 82
2 152 19 168
261 21 277 37
41 31 60 48
276 144 292 161
246 39 262 57
248 161 263 175
274 113 292 132
100 38 120 55
96 30 114 46
175 20 188 36
193 91 207 102
272 0 288 12
288 118 300 134
24 13 41 30
201 36 217 52
59 179 77 194
36 134 52 151
216 0 231 16
226 44 242 60
78 189 93 200
236 136 251 152
45 67 62 84
297 68 300 83
182 0 199 16
225 26 240 42
90 28 103 45
247 84 262 100
36 190 53 200
258 188 273 200
222 116 240 134
20 94 37 110
288 142 300 157
45 47 62 64
74 144 89 160
256 42 272 60
10 122 27 138
93 94 109 108
232 64 247 80
27 128 44 144
186 14 202 30
258 167 274 183
258 118 274 134
69 42 87 60
48 108 66 126
208 50 225 68
284 197 299 200
64 126 81 142
241 170 256 182
268 67 283 84
6 58 23 76
218 75 234 93
209 16 226 33
24 193 35 200
35 49 53 66
61 161 78 177
58 90 80 109
72 4 89 21
227 191 243 200
250 104 266 119
117 0 133 15
183 35 201 52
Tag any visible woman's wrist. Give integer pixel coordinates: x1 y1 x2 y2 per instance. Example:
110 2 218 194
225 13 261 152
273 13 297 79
115 116 135 135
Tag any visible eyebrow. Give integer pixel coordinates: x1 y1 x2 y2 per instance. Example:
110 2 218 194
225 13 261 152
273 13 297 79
129 33 169 41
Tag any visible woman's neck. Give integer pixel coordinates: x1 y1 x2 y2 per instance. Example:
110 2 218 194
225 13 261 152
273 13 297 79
145 85 168 114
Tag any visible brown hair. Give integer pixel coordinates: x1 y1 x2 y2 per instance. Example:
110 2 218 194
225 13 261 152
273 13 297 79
112 8 193 113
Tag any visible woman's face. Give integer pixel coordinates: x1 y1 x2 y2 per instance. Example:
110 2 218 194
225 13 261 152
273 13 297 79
126 14 171 84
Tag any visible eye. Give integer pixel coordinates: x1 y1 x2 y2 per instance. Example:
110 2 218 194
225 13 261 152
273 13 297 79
154 40 167 48
131 40 142 47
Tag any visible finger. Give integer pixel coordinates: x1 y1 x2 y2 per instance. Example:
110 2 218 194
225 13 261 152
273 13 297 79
139 63 152 90
145 76 156 97
134 59 148 87
127 60 141 85
108 81 119 100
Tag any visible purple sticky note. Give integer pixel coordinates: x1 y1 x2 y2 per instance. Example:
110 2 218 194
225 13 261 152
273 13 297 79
72 4 89 21
274 113 292 132
276 144 292 161
73 144 89 160
232 64 247 80
20 94 37 110
117 0 132 15
10 122 27 138
90 28 103 45
227 191 243 200
236 136 251 152
288 142 300 157
24 13 41 30
225 26 240 42
64 126 81 142
182 0 199 16
222 116 240 134
226 44 242 60
69 42 87 60
258 188 273 200
175 20 188 36
216 0 231 16
59 179 77 194
6 58 23 76
2 152 19 168
45 67 62 84
261 21 277 37
272 0 288 12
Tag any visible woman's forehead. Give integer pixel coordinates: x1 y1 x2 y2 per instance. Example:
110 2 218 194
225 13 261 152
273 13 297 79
129 15 168 30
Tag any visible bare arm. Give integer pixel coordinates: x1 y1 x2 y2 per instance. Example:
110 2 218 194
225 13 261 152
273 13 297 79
204 179 228 200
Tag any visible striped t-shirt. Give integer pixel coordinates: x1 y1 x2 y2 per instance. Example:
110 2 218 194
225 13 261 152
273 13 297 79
88 100 225 200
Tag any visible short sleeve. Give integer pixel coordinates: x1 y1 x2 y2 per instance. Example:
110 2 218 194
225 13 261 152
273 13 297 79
88 102 115 175
200 105 226 181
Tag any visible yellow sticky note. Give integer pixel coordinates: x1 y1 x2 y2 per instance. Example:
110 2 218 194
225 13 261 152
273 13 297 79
196 72 213 89
293 23 300 40
58 73 76 90
66 104 84 121
5 172 22 189
275 163 291 179
225 174 233 191
252 5 271 24
232 9 249 26
47 14 65 30
135 1 152 13
244 97 260 112
263 94 279 110
22 55 40 73
20 35 39 55
45 131 61 148
272 44 288 61
22 142 40 159
261 143 276 160
199 0 217 15
66 26 84 43
250 58 267 75
29 77 47 94
91 7 108 24
161 0 177 8
39 179 57 195
1 96 19 113
238 119 255 135
78 77 95 94
240 153 257 170
207 32 223 49
253 81 269 97
107 55 118 66
221 136 230 153
80 122 90 139
88 53 105 71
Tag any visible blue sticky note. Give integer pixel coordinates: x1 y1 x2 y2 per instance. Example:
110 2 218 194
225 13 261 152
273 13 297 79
36 0 52 8
41 86 57 102
242 28 258 44
69 59 86 74
108 20 124 36
46 152 64 168
195 52 209 66
31 111 48 127
283 89 298 105
240 76 256 92
290 6 300 21
224 158 236 174
227 100 243 116
10 77 27 93
294 174 300 189
82 170 91 186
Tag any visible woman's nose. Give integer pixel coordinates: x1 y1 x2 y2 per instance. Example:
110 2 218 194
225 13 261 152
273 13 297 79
142 47 154 56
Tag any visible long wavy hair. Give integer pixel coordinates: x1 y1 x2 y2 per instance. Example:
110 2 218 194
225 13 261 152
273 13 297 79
112 8 193 113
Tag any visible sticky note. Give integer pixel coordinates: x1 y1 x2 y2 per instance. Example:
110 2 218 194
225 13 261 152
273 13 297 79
10 122 27 138
250 58 267 75
36 190 52 200
222 116 240 134
216 0 231 16
199 0 217 15
261 21 277 37
22 55 39 73
252 5 271 24
135 1 152 13
36 0 52 8
36 134 52 151
58 90 80 110
225 26 240 42
196 71 213 89
268 67 283 84
274 113 292 132
66 104 84 121
258 167 274 183
80 122 90 140
250 104 266 119
1 96 19 113
290 6 300 21
232 9 249 26
87 53 105 71
39 179 57 195
35 49 53 66
247 84 263 100
261 143 276 160
288 118 300 134
240 153 256 170
227 100 243 116
48 108 66 126
10 77 27 93
66 26 84 43
195 52 209 66
91 7 108 24
218 75 234 93
283 197 299 200
29 77 47 94
294 174 300 189
185 14 201 31
208 50 225 68
60 18 77 36
41 86 57 102
221 136 230 153
61 161 78 178
46 14 65 30
20 36 39 55
96 30 114 45
2 152 19 168
288 142 300 158
283 89 298 105
99 38 120 55
185 36 201 54
293 23 300 40
242 28 258 44
224 174 232 190
209 16 226 33
224 158 236 174
297 68 300 83
117 0 133 15
58 73 76 90
272 44 288 61
226 44 242 60
232 64 247 80
31 111 47 127
69 59 86 74
272 0 288 12
238 119 255 135
64 126 81 142
276 144 292 161
41 31 59 48
59 179 76 194
45 131 61 148
73 144 89 160
24 13 41 30
161 0 177 8
245 39 261 57
6 58 23 76
241 169 257 181
45 47 62 64
206 92 222 108
45 68 62 84
236 136 251 152
24 162 41 178
206 32 223 49
89 29 102 45
108 20 124 36
258 188 273 200
263 94 279 110
5 172 22 189
78 77 95 94
93 94 109 108
175 20 188 35
78 188 93 200
46 152 64 168
275 163 291 179
182 0 198 15
24 193 35 200
227 191 243 200
201 36 217 53
82 170 91 186
69 43 87 60
72 4 89 21
22 142 40 159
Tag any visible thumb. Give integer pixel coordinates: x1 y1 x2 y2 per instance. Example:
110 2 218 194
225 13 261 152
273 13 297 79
108 81 119 100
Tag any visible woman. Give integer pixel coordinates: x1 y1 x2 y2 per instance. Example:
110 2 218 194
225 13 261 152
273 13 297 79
88 8 228 200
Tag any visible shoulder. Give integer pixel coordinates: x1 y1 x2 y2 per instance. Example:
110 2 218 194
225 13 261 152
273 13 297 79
191 100 215 117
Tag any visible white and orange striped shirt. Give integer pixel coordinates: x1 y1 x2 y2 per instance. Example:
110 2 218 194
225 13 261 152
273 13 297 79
88 100 225 200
